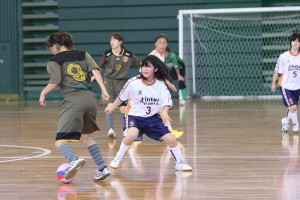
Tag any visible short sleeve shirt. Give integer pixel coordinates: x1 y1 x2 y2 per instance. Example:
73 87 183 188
47 50 99 95
99 48 140 79
275 50 300 90
118 76 173 117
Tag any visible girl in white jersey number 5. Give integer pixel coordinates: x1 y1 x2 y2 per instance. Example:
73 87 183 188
271 33 300 132
105 55 192 171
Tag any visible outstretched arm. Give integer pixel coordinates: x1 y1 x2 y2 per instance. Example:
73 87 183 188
39 83 58 106
160 105 172 125
165 79 177 92
92 68 109 101
104 98 123 114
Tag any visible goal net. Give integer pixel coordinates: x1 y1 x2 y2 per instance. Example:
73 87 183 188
178 7 300 100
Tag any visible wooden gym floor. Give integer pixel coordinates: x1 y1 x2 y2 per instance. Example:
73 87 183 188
0 99 297 199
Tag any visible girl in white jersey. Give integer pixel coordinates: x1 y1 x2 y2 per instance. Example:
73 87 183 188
105 55 192 171
149 34 184 138
149 34 177 92
271 33 300 132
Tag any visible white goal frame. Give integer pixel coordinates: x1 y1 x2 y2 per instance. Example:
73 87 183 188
178 6 300 99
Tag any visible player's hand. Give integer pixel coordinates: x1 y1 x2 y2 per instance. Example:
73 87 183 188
102 90 110 102
39 95 46 106
160 110 172 125
167 82 177 92
104 104 114 115
177 74 184 81
271 83 276 92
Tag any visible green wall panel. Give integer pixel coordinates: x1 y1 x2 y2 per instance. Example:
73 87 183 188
0 0 19 95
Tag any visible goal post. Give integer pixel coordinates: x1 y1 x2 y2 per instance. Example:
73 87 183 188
178 7 300 100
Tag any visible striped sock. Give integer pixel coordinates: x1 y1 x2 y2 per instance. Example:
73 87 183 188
88 144 106 171
59 142 79 162
106 113 114 129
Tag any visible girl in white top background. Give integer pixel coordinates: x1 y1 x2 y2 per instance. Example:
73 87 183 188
271 33 300 132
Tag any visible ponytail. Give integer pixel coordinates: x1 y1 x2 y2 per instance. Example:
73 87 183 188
45 32 74 50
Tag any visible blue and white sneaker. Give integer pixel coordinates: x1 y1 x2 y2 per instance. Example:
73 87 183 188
94 167 110 181
65 158 86 180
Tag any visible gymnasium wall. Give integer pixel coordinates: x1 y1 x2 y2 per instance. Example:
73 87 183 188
4 0 300 100
0 0 20 100
56 0 261 99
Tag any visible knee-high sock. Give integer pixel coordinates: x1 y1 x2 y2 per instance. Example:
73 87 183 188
116 141 131 159
88 144 106 171
169 144 183 163
179 88 187 101
59 142 78 162
289 111 298 125
106 113 114 129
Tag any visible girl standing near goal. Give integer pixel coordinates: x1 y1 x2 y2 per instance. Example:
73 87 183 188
99 33 140 139
105 55 192 171
39 32 110 181
149 33 185 138
271 33 300 132
149 34 177 92
164 46 188 106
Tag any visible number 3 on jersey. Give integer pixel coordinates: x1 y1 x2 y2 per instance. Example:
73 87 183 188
146 106 151 114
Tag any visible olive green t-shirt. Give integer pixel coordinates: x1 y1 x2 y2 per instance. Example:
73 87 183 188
47 50 100 95
99 48 140 79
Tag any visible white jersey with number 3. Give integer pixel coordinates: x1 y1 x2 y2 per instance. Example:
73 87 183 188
275 50 300 90
118 76 173 117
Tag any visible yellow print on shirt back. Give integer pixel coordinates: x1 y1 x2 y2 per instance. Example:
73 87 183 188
67 64 85 81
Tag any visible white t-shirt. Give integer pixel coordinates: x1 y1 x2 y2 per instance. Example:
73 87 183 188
275 50 300 90
118 76 173 117
149 50 165 62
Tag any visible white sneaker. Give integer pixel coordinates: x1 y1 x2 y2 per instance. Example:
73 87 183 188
65 158 86 180
281 117 289 132
175 160 192 171
293 123 299 132
110 157 123 169
94 167 110 181
123 129 128 137
175 171 193 179
108 128 116 139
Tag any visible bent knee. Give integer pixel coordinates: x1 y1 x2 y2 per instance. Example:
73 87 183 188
163 133 177 146
289 106 298 113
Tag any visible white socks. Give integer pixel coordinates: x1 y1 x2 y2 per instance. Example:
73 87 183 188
117 141 131 159
289 111 298 125
169 144 183 163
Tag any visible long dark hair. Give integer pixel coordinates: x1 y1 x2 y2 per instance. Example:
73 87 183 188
140 55 170 81
45 32 74 50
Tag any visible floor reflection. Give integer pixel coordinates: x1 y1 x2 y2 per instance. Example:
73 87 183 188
281 134 300 200
94 141 193 199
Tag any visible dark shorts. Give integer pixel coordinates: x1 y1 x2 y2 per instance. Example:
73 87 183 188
127 114 170 142
106 78 127 104
56 90 100 141
281 87 300 107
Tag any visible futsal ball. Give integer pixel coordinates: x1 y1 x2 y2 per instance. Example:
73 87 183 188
56 163 76 184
